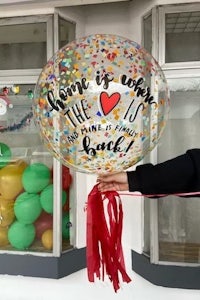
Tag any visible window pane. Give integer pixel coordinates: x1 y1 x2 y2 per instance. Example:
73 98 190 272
0 83 74 253
157 80 200 263
143 13 152 54
0 84 53 253
59 17 76 49
62 165 73 252
165 11 200 63
0 22 47 70
0 84 36 135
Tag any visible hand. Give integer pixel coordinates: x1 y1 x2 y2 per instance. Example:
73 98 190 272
97 172 129 192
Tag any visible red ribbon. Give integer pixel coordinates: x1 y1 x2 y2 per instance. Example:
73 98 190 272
86 184 131 292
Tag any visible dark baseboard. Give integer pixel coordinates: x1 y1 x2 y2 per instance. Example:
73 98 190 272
0 247 86 278
132 250 200 289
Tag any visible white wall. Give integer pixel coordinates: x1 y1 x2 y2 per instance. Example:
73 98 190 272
84 2 131 38
0 1 200 300
73 0 144 253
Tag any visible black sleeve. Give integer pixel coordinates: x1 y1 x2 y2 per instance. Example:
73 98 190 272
127 148 200 195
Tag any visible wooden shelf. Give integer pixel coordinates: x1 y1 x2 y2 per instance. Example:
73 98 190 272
159 241 200 263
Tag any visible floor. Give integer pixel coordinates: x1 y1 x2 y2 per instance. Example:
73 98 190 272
0 251 200 300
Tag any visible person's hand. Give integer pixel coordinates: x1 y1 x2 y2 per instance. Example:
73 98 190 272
97 172 129 192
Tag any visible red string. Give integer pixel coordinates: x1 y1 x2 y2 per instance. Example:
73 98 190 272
86 184 131 292
118 191 200 197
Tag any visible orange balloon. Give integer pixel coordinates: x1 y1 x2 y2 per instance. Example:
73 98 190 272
0 227 9 246
41 229 53 250
0 197 15 227
0 160 28 200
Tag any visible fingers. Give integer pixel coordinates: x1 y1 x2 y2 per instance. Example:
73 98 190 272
97 172 129 192
98 181 129 192
97 173 118 183
98 182 120 192
97 172 127 183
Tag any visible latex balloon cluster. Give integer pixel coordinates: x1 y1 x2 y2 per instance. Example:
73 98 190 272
9 163 70 250
0 144 72 250
34 34 169 174
8 162 52 250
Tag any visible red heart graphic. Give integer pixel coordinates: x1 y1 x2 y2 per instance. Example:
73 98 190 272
100 92 121 115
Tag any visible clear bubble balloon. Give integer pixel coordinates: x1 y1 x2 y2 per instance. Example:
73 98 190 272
34 34 169 173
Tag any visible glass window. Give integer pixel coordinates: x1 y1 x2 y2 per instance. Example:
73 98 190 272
165 11 200 63
143 13 152 54
59 17 76 49
157 80 200 263
0 22 47 70
61 164 72 252
0 83 73 253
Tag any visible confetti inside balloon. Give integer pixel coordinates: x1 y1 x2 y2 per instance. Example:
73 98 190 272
33 34 169 173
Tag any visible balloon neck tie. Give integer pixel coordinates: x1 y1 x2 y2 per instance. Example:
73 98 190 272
86 184 131 292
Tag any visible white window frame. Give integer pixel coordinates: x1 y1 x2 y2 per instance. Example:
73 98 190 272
158 3 200 73
143 3 200 266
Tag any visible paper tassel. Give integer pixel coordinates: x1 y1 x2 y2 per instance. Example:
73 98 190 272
86 184 131 292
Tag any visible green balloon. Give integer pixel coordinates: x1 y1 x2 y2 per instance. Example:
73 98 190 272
62 212 70 240
14 192 42 224
22 163 50 193
0 143 11 168
40 184 67 213
8 221 35 250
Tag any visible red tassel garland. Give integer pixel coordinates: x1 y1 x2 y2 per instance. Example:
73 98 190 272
86 184 131 292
